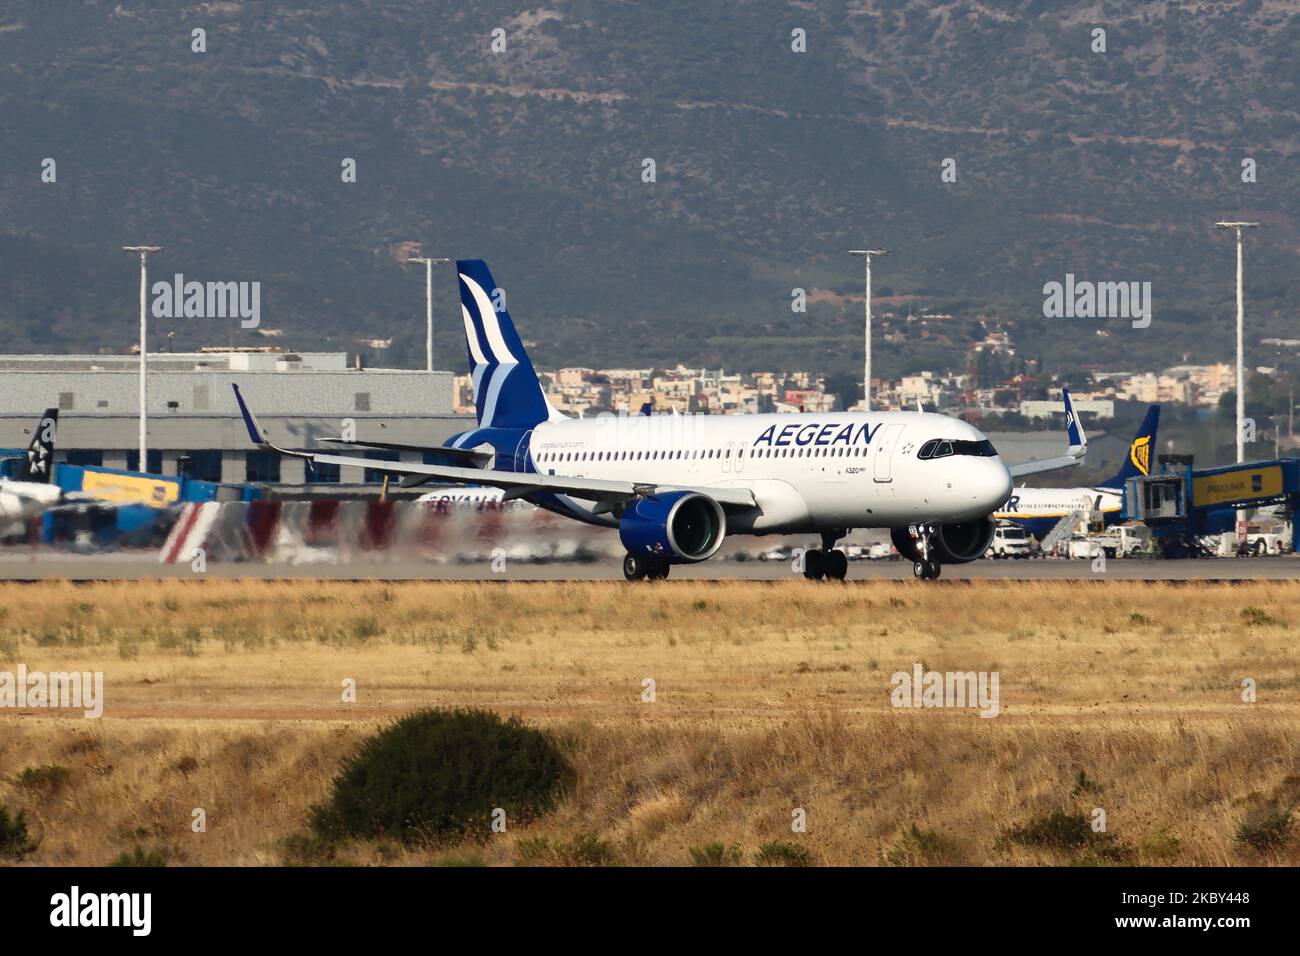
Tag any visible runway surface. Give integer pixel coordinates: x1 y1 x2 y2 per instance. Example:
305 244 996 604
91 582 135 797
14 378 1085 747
1 553 1298 581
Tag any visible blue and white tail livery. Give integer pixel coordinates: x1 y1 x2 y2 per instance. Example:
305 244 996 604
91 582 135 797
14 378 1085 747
234 257 1094 581
1063 389 1085 454
458 260 564 430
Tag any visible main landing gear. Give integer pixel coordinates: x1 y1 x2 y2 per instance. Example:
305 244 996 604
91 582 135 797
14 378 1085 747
909 523 943 580
623 553 670 581
803 530 849 582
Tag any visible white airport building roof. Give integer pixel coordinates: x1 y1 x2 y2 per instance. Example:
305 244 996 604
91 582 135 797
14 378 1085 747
0 350 466 490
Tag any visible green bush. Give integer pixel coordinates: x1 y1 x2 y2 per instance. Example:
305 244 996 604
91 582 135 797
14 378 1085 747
15 764 71 796
754 840 811 867
310 708 572 845
999 809 1133 863
515 835 554 865
281 832 353 867
1236 805 1292 854
513 833 618 866
881 824 951 865
1240 606 1282 627
549 833 618 867
0 804 35 859
110 845 170 867
689 841 744 867
1071 770 1103 797
1002 809 1091 851
1140 828 1183 862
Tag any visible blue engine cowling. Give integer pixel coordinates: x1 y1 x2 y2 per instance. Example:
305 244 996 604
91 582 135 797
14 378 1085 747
619 491 726 563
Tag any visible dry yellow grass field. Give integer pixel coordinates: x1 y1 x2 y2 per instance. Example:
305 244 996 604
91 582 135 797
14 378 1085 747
0 578 1297 866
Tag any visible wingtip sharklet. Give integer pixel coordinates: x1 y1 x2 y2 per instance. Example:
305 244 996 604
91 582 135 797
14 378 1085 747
231 383 266 445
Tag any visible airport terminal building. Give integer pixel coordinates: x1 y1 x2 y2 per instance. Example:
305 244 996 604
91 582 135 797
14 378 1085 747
0 350 464 490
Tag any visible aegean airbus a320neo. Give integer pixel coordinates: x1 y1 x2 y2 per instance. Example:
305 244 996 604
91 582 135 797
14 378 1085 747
233 260 1082 581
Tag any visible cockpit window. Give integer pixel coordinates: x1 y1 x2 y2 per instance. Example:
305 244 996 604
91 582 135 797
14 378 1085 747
918 438 997 460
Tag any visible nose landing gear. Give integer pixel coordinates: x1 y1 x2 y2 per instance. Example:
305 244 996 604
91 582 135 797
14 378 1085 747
909 523 943 581
912 558 941 580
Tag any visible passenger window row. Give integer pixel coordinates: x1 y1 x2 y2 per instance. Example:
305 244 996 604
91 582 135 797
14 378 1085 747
535 446 870 464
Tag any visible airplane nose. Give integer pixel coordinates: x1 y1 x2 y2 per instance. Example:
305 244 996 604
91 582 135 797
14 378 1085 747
967 459 1011 512
988 459 1013 508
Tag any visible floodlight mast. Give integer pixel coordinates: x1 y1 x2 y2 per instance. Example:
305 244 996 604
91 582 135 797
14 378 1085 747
407 256 450 372
849 249 890 411
1214 222 1258 464
123 245 163 471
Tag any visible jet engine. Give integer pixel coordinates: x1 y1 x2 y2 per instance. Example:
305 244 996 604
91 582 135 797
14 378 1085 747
619 491 726 563
891 517 996 564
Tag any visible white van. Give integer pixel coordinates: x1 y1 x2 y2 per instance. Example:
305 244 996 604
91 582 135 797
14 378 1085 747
989 525 1033 559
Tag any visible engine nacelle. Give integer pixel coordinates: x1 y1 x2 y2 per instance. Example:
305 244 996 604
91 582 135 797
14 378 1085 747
619 491 726 563
890 517 996 565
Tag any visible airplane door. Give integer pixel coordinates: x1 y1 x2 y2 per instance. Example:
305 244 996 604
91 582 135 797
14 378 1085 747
513 430 533 473
873 424 905 483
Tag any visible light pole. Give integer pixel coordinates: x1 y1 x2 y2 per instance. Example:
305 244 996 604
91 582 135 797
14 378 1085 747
1214 222 1258 463
123 245 162 471
849 249 889 411
408 256 450 371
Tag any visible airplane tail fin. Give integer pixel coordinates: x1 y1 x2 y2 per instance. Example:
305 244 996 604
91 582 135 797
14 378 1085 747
1062 388 1086 457
456 259 564 429
18 408 58 483
1100 404 1160 489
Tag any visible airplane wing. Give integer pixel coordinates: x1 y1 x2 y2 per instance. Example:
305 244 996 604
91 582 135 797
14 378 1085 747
1007 388 1088 478
320 438 493 465
232 385 757 509
0 479 63 504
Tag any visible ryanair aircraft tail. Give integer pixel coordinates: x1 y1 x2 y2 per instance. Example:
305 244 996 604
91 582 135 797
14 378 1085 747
456 259 564 430
1099 404 1159 490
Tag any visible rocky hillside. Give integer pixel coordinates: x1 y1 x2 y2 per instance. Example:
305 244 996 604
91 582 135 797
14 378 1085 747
1 1 1296 379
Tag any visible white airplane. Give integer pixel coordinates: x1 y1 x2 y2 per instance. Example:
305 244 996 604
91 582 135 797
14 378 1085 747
0 409 62 532
233 259 1082 581
996 402 1160 540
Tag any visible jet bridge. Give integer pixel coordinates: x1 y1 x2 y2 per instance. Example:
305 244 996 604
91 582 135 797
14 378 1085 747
1123 456 1300 555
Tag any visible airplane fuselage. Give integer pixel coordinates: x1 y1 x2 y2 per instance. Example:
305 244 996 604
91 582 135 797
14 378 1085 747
996 485 1124 539
0 478 62 527
455 410 1014 535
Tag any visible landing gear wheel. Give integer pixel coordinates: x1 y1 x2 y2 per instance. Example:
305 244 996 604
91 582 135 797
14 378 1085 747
647 558 671 580
803 548 827 580
912 559 941 580
623 553 650 581
826 549 848 581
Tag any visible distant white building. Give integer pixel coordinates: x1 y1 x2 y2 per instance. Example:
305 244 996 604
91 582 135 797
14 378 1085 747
1021 398 1115 421
0 349 459 488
